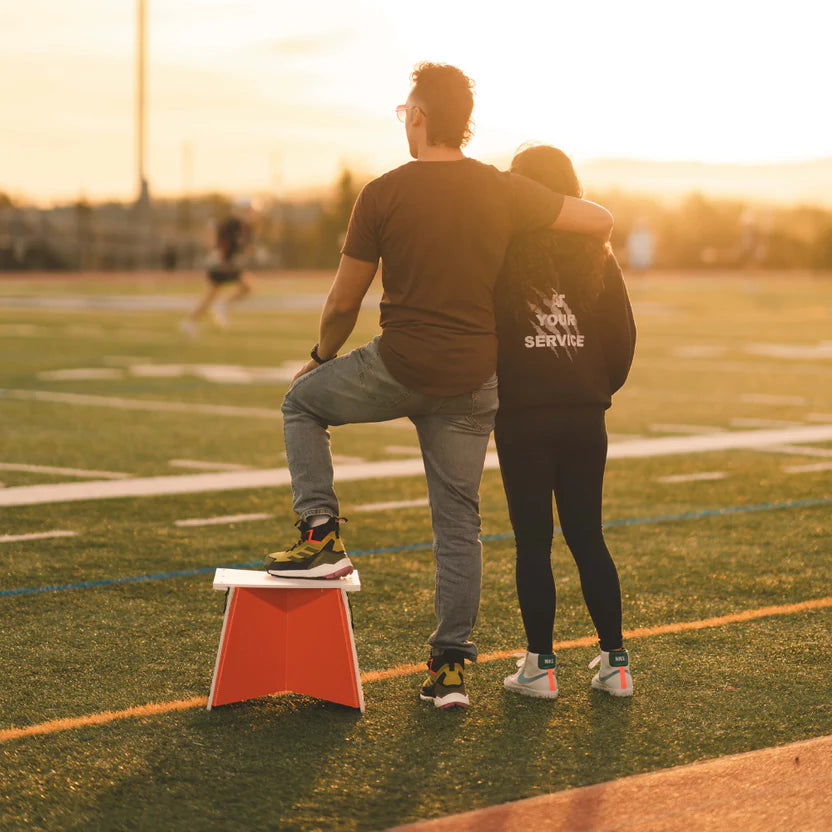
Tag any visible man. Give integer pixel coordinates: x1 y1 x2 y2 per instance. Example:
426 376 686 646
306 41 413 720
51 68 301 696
266 62 613 709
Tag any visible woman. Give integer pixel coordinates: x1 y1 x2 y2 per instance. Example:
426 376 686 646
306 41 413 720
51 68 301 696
495 145 636 699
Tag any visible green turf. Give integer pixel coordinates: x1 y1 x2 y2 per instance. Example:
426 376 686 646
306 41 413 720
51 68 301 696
1 271 831 831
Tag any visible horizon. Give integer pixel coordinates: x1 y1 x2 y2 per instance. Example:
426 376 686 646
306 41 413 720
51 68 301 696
11 154 832 211
2 1 831 204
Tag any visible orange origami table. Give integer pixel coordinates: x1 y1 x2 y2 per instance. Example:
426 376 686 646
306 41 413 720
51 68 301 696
208 568 364 712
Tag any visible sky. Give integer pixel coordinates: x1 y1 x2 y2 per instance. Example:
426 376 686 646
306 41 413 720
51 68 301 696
2 0 831 204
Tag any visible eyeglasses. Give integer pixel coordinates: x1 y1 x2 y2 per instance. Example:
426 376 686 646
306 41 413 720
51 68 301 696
395 104 426 123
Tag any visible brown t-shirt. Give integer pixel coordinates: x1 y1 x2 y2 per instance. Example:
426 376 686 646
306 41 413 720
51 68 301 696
341 158 564 397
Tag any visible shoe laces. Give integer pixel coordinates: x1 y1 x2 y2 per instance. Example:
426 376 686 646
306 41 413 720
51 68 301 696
588 655 601 670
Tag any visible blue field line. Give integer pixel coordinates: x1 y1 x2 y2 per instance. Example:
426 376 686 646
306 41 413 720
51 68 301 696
2 495 830 600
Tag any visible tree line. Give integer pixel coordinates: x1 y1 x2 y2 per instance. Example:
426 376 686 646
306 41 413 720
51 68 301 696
2 171 831 271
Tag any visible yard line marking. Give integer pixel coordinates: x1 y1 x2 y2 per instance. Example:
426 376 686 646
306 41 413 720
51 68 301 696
3 424 832 508
759 444 832 459
649 423 726 434
672 345 726 359
3 496 830 599
168 459 253 472
102 355 149 365
0 530 77 544
0 462 129 480
784 462 832 474
730 418 804 429
37 369 123 381
746 341 832 360
1 596 828 744
806 412 832 423
0 697 208 742
606 424 832 458
741 393 808 406
367 597 832 682
353 498 430 513
0 389 285 421
0 323 42 336
657 472 727 484
174 512 273 528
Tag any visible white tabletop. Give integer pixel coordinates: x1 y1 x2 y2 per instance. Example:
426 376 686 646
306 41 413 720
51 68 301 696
212 567 361 592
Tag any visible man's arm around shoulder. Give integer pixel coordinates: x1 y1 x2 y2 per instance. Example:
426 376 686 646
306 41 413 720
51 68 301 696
552 197 614 240
291 254 378 384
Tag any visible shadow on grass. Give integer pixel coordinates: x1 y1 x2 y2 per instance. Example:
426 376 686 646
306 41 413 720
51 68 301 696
62 694 363 832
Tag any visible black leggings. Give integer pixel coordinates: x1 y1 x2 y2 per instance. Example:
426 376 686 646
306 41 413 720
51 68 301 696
494 406 623 653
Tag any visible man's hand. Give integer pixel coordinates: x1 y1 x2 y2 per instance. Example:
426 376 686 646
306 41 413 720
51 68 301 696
552 196 614 240
290 359 321 387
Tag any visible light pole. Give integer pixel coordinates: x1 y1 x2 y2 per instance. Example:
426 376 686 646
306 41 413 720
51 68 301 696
136 0 150 207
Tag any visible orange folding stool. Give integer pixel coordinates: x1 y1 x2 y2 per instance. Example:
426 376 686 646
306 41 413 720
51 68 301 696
208 568 364 712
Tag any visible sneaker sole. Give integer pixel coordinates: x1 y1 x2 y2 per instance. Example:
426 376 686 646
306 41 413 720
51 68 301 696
591 678 633 697
419 691 469 709
266 558 354 580
503 679 558 699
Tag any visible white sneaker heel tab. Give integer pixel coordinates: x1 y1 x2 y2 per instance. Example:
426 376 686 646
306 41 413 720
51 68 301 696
588 655 601 670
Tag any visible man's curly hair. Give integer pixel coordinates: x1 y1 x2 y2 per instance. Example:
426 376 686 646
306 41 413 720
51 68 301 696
410 62 475 148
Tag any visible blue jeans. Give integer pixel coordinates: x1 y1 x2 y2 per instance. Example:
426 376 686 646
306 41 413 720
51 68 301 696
281 337 498 659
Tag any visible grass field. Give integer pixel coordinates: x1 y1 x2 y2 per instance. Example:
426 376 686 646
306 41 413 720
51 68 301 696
1 269 830 831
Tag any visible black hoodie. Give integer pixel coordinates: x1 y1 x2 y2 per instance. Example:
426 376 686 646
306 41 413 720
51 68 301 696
495 230 636 412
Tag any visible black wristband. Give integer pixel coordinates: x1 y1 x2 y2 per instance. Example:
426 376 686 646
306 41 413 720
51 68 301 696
310 344 333 364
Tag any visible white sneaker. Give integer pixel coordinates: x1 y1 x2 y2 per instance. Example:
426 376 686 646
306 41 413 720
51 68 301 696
211 302 228 328
179 318 197 338
504 652 558 699
589 649 633 697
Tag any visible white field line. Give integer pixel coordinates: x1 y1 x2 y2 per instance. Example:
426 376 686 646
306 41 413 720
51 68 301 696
0 324 42 337
657 472 727 484
174 512 273 528
606 424 832 458
38 369 122 381
741 393 809 406
0 462 129 479
649 423 726 434
730 417 805 429
783 461 832 474
2 424 832 508
746 341 832 360
0 530 77 543
1 389 285 420
102 355 149 366
168 459 253 472
352 498 430 513
759 444 832 459
607 433 646 442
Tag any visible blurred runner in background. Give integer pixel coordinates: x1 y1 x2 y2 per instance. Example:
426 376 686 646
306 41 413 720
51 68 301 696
180 211 253 336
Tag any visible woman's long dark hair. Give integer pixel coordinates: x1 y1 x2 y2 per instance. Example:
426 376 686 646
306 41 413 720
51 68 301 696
499 144 608 318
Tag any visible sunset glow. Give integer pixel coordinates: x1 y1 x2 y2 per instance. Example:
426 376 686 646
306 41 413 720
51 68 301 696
2 0 830 203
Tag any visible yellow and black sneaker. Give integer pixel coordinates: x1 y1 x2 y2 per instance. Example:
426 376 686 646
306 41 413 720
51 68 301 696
419 653 469 709
265 516 353 579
